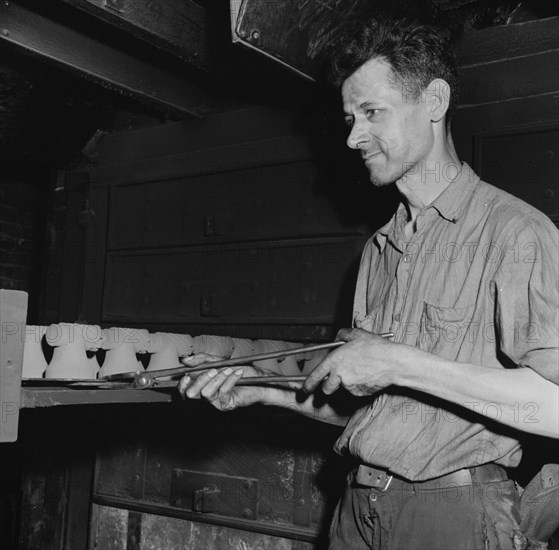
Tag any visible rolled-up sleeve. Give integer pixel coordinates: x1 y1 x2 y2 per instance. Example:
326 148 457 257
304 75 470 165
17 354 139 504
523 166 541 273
494 217 559 385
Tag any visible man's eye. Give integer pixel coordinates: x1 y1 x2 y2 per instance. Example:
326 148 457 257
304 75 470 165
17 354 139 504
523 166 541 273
344 118 354 128
366 109 379 119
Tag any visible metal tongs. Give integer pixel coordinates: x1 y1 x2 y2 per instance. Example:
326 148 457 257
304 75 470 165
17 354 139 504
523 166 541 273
103 332 393 389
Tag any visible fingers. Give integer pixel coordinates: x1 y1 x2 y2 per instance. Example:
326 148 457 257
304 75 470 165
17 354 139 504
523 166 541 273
321 373 342 395
199 368 242 400
218 369 244 394
336 328 354 342
178 367 244 402
178 374 191 397
180 353 224 368
182 368 220 399
200 369 226 400
302 359 333 394
336 327 371 342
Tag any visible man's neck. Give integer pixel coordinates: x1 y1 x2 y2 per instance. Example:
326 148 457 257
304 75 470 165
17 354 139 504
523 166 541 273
396 148 461 225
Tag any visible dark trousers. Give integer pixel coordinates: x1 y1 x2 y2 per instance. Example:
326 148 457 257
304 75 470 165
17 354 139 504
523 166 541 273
329 473 528 550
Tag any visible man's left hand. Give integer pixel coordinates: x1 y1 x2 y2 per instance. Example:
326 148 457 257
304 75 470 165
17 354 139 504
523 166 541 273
303 328 408 396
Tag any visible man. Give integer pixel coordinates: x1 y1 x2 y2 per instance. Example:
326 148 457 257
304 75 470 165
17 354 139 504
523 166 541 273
179 15 559 550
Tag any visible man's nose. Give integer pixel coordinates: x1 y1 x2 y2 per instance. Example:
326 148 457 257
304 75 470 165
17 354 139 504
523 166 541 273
346 122 367 150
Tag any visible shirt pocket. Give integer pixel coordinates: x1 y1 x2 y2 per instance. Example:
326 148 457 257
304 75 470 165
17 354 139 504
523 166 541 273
418 302 475 360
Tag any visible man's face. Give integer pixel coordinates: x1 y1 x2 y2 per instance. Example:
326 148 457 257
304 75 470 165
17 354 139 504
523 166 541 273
342 57 433 186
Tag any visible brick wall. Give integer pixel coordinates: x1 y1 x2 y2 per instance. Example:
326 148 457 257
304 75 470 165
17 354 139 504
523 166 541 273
0 173 44 317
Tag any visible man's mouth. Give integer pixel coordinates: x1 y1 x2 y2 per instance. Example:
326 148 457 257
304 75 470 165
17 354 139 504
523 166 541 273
363 151 382 161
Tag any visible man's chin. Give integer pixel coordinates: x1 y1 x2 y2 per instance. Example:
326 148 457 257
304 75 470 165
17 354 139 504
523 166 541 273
364 158 398 187
368 171 395 187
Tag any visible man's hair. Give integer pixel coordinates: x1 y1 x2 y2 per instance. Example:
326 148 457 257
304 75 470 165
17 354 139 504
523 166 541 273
329 16 459 129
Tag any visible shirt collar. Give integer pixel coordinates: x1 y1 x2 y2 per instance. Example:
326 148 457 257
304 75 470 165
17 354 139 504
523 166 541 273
429 162 480 223
373 204 406 253
373 163 480 253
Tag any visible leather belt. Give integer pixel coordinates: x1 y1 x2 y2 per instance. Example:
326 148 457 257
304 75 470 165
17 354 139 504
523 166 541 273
353 463 507 491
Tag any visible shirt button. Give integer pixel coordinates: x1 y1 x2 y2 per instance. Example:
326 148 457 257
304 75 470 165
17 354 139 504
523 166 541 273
369 493 377 502
403 255 411 263
394 313 401 322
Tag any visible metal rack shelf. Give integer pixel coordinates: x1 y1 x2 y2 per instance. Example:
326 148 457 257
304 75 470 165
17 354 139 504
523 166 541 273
20 386 176 408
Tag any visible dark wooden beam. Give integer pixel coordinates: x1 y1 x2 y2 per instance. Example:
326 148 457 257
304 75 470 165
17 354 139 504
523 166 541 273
456 15 559 66
0 2 214 117
59 0 210 71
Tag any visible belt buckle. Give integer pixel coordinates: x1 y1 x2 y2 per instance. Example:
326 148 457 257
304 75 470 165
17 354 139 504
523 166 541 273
356 465 394 491
381 474 393 491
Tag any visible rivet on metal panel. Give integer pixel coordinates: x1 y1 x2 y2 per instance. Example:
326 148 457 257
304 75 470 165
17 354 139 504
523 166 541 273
544 188 554 198
200 295 218 317
173 470 183 480
297 498 306 506
251 30 260 42
242 508 252 518
204 215 215 236
133 473 141 482
104 0 124 13
2 28 9 36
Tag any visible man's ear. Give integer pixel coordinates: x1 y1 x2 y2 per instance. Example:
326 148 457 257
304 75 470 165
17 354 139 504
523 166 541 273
424 78 451 123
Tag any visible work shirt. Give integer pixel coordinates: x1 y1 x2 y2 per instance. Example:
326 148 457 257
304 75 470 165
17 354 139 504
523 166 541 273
334 163 559 480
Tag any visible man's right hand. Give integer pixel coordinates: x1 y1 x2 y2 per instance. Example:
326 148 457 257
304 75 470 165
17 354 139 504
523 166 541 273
177 353 286 412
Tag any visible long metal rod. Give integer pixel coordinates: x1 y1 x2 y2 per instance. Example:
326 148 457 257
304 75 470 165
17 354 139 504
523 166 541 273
133 341 343 388
148 375 307 388
223 375 306 386
131 332 393 388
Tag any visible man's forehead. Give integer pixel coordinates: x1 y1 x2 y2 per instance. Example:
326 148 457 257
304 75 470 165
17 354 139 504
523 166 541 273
341 57 396 105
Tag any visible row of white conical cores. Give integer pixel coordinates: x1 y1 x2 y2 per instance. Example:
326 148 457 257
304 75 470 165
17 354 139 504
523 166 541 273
21 324 329 380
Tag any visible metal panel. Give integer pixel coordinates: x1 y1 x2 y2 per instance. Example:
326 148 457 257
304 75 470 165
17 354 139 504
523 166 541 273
0 289 27 442
107 162 365 249
101 238 361 324
90 504 315 549
96 438 147 501
92 403 348 544
89 505 129 550
170 469 259 519
231 0 364 80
